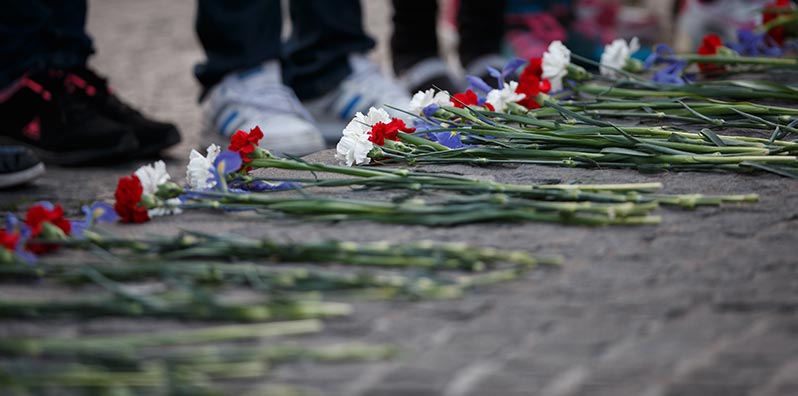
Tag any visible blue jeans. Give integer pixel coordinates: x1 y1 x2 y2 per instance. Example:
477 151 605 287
0 0 94 87
195 0 375 100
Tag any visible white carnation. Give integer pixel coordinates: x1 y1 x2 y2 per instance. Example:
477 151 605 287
486 81 526 113
186 144 221 190
408 89 451 115
600 37 640 78
335 107 392 166
542 40 571 92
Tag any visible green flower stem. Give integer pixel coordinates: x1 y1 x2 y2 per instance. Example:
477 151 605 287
0 320 323 357
0 296 351 321
675 54 798 66
575 83 798 101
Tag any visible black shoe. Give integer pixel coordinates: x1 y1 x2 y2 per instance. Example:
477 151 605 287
0 71 139 166
65 67 181 157
0 146 45 188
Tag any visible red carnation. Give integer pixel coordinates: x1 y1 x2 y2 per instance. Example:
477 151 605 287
521 58 544 79
24 203 72 253
452 90 495 111
0 229 19 251
763 0 791 45
515 59 552 110
228 126 264 163
697 34 726 73
114 174 150 224
368 118 415 146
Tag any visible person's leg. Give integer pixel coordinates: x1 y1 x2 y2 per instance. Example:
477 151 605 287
0 0 94 88
283 0 375 100
390 0 438 75
194 0 283 93
458 0 506 68
389 0 458 93
195 0 325 156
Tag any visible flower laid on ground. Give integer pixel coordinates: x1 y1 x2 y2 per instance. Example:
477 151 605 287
600 37 641 78
541 40 571 92
24 202 71 254
697 34 727 73
335 107 414 166
187 144 222 191
515 58 551 110
114 174 149 223
486 81 526 113
70 202 118 237
229 126 264 165
452 89 492 110
729 28 783 56
408 89 452 116
114 161 182 223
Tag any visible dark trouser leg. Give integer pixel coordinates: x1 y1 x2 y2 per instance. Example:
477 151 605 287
194 0 282 92
457 0 506 67
0 0 94 88
390 0 439 75
283 0 375 100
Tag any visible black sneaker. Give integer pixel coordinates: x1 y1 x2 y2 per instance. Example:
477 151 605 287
65 67 181 157
0 71 139 166
0 146 45 188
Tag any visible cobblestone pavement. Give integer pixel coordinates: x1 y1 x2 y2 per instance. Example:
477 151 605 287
1 1 798 395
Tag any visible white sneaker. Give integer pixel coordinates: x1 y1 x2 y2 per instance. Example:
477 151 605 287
202 61 326 157
303 55 412 141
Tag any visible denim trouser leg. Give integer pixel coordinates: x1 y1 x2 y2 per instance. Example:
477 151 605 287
282 0 375 100
194 0 282 92
0 0 94 88
390 0 439 75
458 0 506 67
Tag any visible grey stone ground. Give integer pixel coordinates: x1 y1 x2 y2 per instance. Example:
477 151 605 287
2 1 798 395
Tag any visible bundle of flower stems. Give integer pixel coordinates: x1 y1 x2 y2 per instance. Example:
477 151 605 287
378 104 798 178
0 319 395 393
1 231 554 392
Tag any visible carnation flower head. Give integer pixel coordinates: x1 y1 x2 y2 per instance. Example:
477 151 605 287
114 174 149 223
24 202 71 254
486 81 526 113
187 144 221 191
451 89 494 111
335 107 413 167
542 40 571 92
228 126 264 164
135 160 171 196
0 229 19 251
697 34 726 73
408 89 451 115
600 37 640 78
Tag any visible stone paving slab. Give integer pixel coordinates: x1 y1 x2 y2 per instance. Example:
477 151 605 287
1 1 798 395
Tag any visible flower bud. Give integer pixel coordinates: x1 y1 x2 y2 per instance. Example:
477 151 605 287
40 222 67 240
624 58 645 74
156 182 184 199
566 64 590 81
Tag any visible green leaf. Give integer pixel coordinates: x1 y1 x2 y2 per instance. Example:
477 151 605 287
699 129 727 147
600 147 655 157
741 161 798 179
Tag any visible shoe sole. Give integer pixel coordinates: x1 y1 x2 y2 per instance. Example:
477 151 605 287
131 126 182 158
0 133 139 166
0 163 46 188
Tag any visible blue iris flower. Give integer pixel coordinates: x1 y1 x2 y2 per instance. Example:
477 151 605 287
4 213 36 264
728 28 782 57
230 179 301 192
422 103 440 117
71 202 119 238
432 131 468 149
486 58 526 90
652 60 688 85
209 150 243 192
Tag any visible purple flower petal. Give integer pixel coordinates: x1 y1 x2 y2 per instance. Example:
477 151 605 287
466 75 493 94
502 58 526 78
422 103 440 117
